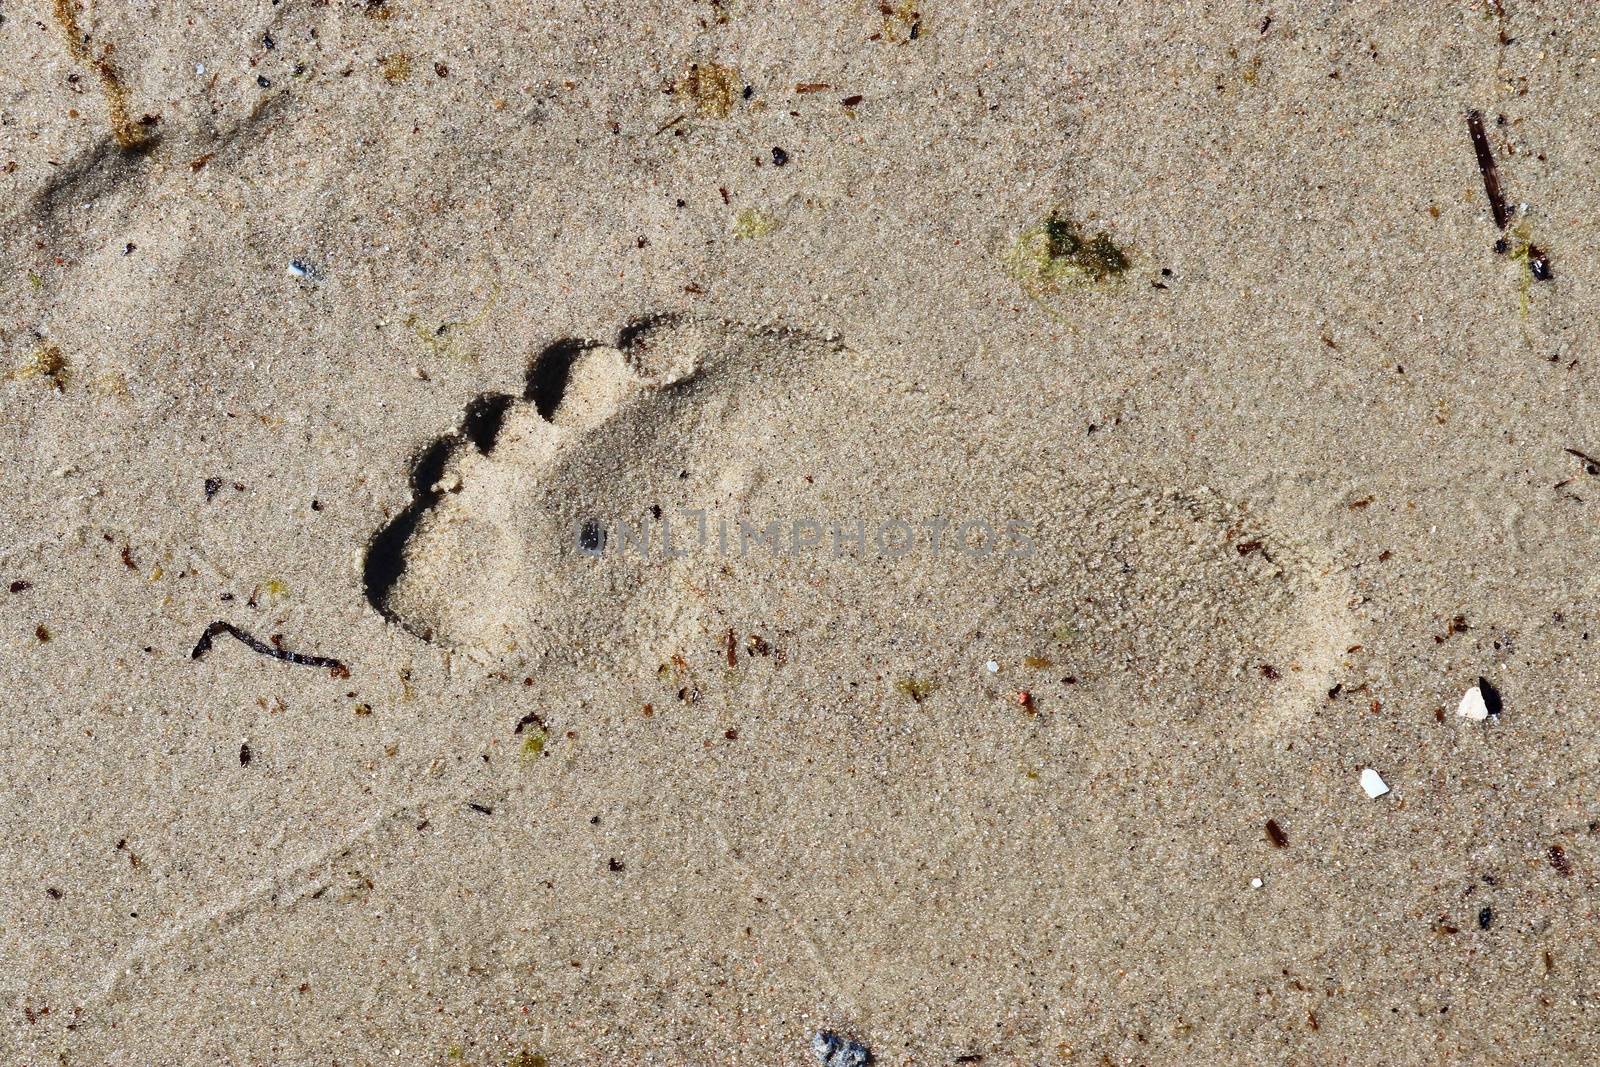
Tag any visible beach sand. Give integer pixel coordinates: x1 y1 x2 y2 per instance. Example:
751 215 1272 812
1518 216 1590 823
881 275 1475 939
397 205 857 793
4 1 1600 1063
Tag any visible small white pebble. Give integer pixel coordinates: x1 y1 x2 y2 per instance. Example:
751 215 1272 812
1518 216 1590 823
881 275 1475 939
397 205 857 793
985 661 999 673
1458 685 1489 722
1250 877 1264 889
195 63 206 75
1359 767 1390 799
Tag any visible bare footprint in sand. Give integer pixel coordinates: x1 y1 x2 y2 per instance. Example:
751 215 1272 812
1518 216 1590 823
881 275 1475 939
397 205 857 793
365 315 1353 1028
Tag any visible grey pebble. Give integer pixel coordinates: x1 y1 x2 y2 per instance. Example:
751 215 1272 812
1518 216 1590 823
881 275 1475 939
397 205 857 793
812 1031 871 1067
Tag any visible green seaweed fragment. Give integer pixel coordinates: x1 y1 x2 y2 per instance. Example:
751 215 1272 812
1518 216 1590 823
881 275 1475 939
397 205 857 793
10 341 69 389
895 677 938 703
678 62 740 119
408 283 501 361
732 207 778 239
1004 211 1131 300
519 730 547 760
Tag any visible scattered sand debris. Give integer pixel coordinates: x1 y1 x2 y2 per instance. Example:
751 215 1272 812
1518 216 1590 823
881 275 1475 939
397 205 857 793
1467 109 1552 282
879 0 924 42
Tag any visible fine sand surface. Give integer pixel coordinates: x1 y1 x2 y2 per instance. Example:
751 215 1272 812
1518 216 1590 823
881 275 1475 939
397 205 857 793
4 1 1600 1064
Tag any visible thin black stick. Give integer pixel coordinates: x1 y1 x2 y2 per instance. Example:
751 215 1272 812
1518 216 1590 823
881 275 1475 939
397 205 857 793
1467 110 1508 231
190 621 350 677
1564 447 1600 474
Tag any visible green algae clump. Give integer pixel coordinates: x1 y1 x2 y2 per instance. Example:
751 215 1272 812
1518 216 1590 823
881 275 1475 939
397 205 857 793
11 342 69 390
519 730 547 760
732 207 778 239
895 677 939 703
678 62 740 119
1004 211 1131 299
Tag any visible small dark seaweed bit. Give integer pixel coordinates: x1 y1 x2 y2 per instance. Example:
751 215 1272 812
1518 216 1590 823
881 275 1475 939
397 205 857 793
513 711 547 735
1529 245 1552 281
1549 844 1573 877
1265 818 1289 848
190 621 349 677
9 580 30 593
1043 212 1077 259
467 802 493 815
1467 110 1508 232
204 477 222 500
1477 904 1494 930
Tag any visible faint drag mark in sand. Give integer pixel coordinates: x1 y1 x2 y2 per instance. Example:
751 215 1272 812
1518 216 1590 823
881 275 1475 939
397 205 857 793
708 821 862 1019
361 314 1357 1005
86 787 462 1004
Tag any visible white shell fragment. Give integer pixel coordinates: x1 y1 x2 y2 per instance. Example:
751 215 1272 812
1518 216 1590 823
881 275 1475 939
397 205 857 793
1458 685 1490 722
1359 767 1391 799
1250 877 1264 889
985 661 999 673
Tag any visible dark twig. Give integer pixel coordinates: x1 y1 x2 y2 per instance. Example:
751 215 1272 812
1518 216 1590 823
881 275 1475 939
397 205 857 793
1467 110 1508 231
190 621 349 676
1564 447 1600 475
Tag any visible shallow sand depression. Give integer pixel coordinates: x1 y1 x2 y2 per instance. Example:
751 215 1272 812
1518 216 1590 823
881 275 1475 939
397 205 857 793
366 312 1357 1019
5 0 1600 1063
